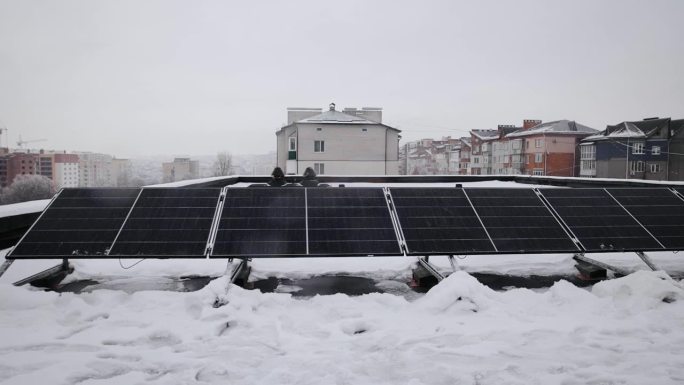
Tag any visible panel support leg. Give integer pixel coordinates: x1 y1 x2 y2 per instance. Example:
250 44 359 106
635 251 667 275
13 259 73 288
448 255 460 273
0 259 15 279
573 253 630 279
229 258 251 288
411 256 444 288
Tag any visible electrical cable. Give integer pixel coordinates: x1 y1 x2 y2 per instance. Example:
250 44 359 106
119 258 146 269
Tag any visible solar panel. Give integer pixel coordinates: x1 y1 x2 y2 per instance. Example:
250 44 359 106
307 188 400 256
212 188 307 257
108 188 221 257
9 188 140 258
390 188 496 254
465 188 579 253
605 188 684 249
540 189 664 252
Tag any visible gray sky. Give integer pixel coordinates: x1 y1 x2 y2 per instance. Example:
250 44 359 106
1 0 682 158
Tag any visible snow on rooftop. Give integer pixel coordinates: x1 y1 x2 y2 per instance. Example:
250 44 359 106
507 120 598 138
0 199 50 218
2 179 684 383
296 109 377 125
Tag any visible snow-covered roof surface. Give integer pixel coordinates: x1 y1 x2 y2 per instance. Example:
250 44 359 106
0 199 50 218
297 109 377 124
2 179 684 383
506 120 598 138
582 122 647 142
471 129 499 140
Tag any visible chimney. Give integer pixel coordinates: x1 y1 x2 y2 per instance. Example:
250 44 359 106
523 119 541 130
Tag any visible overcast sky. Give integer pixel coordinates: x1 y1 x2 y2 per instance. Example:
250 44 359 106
0 0 682 158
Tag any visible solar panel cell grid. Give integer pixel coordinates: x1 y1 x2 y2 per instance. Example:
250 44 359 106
606 188 684 249
307 188 400 256
108 188 221 257
9 188 141 258
540 188 663 251
212 188 307 257
390 188 495 254
465 188 578 253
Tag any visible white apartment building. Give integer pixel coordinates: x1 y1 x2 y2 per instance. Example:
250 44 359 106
76 152 114 187
52 153 80 188
276 103 401 175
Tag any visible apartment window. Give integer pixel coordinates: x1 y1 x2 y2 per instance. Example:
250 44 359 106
535 153 543 163
473 157 480 164
535 139 543 148
314 140 325 153
629 161 645 173
580 145 596 160
288 137 297 151
314 163 325 175
581 160 596 172
316 127 322 131
526 141 530 149
652 146 661 155
532 169 544 176
650 164 662 173
632 142 644 155
362 128 368 132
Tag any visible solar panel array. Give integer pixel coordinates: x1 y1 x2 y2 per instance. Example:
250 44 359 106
109 188 221 257
8 186 684 259
540 189 664 251
391 188 495 254
213 188 307 257
466 188 579 253
10 188 140 258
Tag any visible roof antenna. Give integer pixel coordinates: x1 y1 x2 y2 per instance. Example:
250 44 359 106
329 102 336 111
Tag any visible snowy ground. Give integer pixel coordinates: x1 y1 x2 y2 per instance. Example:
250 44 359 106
2 180 684 384
1 266 683 384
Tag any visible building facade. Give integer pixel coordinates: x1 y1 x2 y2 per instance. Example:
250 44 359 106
162 157 200 182
580 117 682 180
276 104 401 175
506 120 597 177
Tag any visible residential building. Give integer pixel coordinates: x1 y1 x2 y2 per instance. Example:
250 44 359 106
458 137 471 175
276 103 401 175
668 119 684 181
77 152 114 187
469 130 498 175
399 137 462 175
1 152 38 187
162 157 200 182
111 158 133 187
51 153 80 188
491 124 525 175
507 120 597 177
580 117 682 180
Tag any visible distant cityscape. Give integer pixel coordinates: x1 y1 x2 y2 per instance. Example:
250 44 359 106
0 148 276 189
1 109 682 193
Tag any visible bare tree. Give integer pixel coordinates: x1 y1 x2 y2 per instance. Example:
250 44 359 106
1 174 55 204
213 151 233 176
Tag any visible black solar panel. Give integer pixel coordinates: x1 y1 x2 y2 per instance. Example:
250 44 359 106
307 188 400 256
108 188 221 257
9 188 140 258
540 189 664 251
212 188 307 256
390 188 496 254
606 188 684 249
465 188 579 253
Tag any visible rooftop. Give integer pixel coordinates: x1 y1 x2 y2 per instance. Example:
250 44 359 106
507 120 597 138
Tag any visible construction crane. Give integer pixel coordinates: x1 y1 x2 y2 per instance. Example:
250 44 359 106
17 135 47 149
